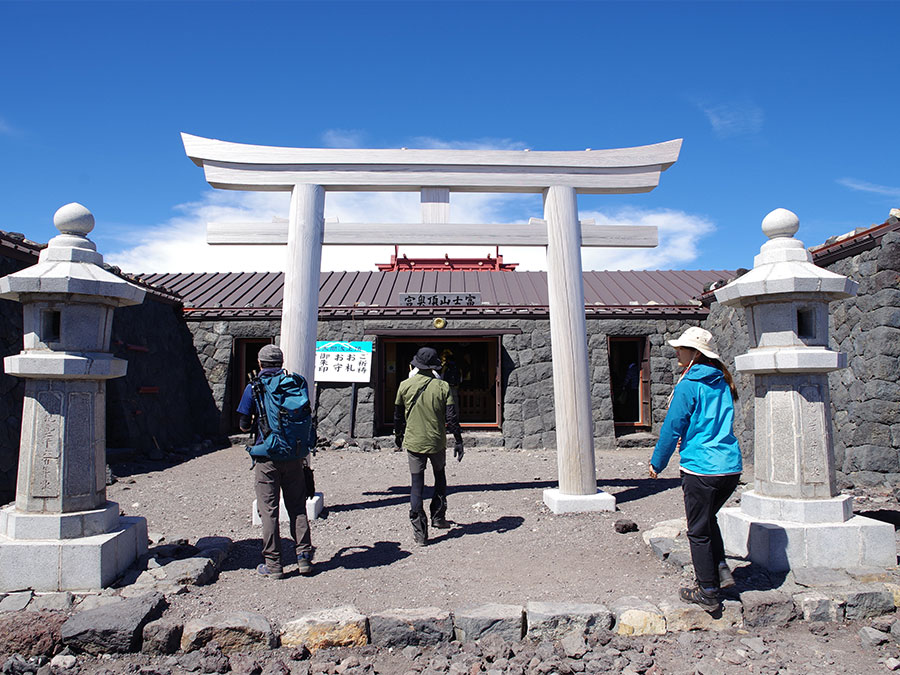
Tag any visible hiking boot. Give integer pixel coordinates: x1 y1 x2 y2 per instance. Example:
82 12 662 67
297 553 314 575
256 563 284 580
679 585 720 611
431 517 452 529
410 509 428 546
718 563 735 589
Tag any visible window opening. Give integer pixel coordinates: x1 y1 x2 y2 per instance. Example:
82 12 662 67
41 310 61 343
231 338 275 430
797 308 815 340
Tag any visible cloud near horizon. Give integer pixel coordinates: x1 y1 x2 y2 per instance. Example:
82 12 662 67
103 191 716 275
320 129 367 148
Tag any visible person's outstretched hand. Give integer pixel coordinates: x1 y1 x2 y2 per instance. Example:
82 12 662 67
454 441 464 462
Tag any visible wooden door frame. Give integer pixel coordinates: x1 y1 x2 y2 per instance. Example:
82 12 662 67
607 336 651 429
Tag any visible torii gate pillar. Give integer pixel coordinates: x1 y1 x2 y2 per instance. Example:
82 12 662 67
542 186 615 512
282 184 325 382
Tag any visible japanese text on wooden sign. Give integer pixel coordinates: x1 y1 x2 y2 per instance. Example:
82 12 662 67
398 293 481 308
315 341 373 383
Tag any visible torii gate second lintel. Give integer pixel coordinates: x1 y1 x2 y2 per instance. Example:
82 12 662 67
182 133 682 510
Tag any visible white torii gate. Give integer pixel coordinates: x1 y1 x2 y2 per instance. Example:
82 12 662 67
182 133 681 513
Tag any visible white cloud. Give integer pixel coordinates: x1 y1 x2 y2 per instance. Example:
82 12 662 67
696 100 764 138
103 191 714 274
836 177 900 199
409 136 528 151
578 207 715 270
0 116 17 136
103 191 292 273
321 129 367 148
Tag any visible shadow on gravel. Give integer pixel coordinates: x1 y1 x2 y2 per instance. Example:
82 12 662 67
856 509 900 530
600 477 681 505
330 481 559 513
428 516 525 544
316 541 412 572
219 538 267 572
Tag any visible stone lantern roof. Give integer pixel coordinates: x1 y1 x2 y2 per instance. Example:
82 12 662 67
0 203 144 306
715 208 858 307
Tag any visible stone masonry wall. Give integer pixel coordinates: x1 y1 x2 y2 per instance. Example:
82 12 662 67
704 230 900 486
826 230 900 486
0 255 29 504
189 320 276 436
107 299 224 456
186 315 702 452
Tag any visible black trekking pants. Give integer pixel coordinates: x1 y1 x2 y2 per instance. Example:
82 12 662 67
408 449 447 519
681 471 740 590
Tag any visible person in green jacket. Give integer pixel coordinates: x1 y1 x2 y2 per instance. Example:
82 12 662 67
394 347 464 546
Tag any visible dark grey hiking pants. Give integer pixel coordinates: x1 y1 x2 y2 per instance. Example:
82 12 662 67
254 457 312 572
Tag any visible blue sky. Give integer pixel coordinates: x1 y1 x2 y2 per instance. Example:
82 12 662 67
1 1 898 274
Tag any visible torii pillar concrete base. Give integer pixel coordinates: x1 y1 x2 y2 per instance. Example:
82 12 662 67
543 488 616 514
251 493 325 525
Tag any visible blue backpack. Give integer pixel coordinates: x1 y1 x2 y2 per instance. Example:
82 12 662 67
248 370 314 460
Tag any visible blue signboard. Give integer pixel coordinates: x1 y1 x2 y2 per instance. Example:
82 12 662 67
315 341 373 383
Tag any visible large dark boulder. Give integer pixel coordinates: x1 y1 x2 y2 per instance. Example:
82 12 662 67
60 592 166 654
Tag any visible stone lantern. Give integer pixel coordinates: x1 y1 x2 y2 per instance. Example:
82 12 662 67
0 203 148 591
715 208 895 570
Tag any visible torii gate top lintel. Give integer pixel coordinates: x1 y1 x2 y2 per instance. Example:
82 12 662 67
181 133 682 194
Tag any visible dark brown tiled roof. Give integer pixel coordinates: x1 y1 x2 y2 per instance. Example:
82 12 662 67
810 214 900 266
0 231 43 263
139 269 733 320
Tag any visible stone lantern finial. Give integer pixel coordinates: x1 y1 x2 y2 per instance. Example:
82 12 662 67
761 207 799 239
53 202 95 236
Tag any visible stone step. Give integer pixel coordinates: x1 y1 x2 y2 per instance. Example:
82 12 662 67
614 431 658 450
365 432 506 452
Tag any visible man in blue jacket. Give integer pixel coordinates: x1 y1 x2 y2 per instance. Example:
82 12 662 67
238 344 314 579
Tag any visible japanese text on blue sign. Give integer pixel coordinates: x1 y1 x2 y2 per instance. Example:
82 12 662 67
315 341 373 383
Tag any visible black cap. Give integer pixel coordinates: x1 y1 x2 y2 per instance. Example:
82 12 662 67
410 347 441 370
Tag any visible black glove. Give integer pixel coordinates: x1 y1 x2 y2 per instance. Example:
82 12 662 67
395 434 404 449
453 440 464 462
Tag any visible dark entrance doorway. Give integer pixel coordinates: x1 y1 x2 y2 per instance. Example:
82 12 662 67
231 337 274 429
608 336 651 428
378 336 501 434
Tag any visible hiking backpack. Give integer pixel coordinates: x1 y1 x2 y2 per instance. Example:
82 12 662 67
247 370 315 460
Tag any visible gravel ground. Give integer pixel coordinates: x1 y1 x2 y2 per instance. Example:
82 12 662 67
97 442 900 674
110 443 699 624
